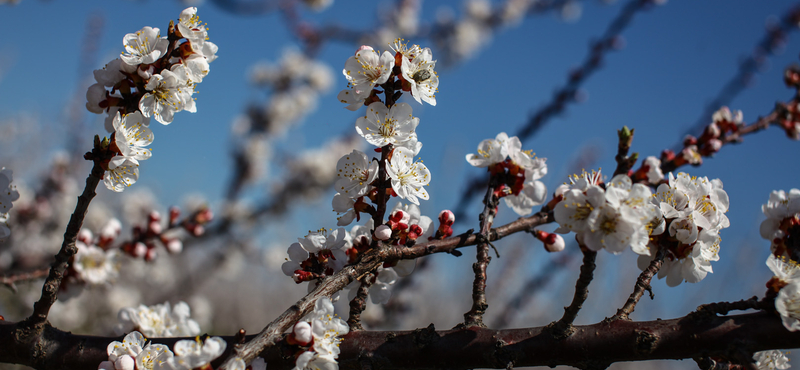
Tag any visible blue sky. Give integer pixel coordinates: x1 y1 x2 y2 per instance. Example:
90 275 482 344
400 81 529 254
2 0 800 324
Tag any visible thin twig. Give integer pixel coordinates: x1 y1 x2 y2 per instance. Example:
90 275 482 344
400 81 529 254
549 248 597 338
463 180 500 328
608 246 666 322
613 126 637 176
347 273 374 331
0 267 50 293
690 296 770 319
453 0 659 221
661 101 784 173
679 5 800 145
26 160 104 329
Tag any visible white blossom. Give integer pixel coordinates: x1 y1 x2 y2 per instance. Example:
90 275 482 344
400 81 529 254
104 158 139 192
293 297 348 370
139 66 195 125
355 102 420 148
400 47 439 106
761 189 800 241
768 254 800 284
73 241 120 285
386 146 430 205
113 112 154 161
339 46 394 111
465 132 509 168
177 7 207 45
115 301 201 337
643 156 663 184
120 27 169 67
503 158 548 216
776 281 800 331
171 336 226 369
0 168 19 214
754 350 791 370
335 149 378 198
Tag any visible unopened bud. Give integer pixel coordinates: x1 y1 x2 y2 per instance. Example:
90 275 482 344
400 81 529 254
534 230 565 253
77 229 93 245
145 247 158 262
165 239 183 254
195 208 213 224
133 242 147 258
292 321 313 346
438 210 455 226
374 225 392 241
169 206 181 224
148 220 163 235
148 211 161 222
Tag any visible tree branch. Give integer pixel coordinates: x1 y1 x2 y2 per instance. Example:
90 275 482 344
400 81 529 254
3 312 798 369
26 160 104 329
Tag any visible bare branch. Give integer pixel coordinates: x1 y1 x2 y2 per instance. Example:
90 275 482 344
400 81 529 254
26 159 104 329
609 246 666 321
3 312 798 369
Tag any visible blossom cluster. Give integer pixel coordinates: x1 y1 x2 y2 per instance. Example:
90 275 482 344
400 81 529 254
466 132 548 216
553 170 730 286
71 220 123 286
754 350 791 370
118 207 213 262
86 7 217 192
286 297 349 370
98 330 264 370
332 40 436 217
659 106 744 171
0 168 19 241
281 227 349 286
761 189 800 334
760 188 800 258
115 301 201 338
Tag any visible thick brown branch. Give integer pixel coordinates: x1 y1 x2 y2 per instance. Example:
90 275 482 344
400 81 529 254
3 312 799 369
610 246 667 321
216 209 551 368
27 160 104 328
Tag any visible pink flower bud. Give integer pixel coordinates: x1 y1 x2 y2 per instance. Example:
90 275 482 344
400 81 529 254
77 229 93 245
534 230 565 253
145 247 158 262
438 210 455 226
98 361 115 370
133 242 147 258
374 225 392 241
169 206 181 223
165 239 183 254
148 211 161 222
148 221 162 235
